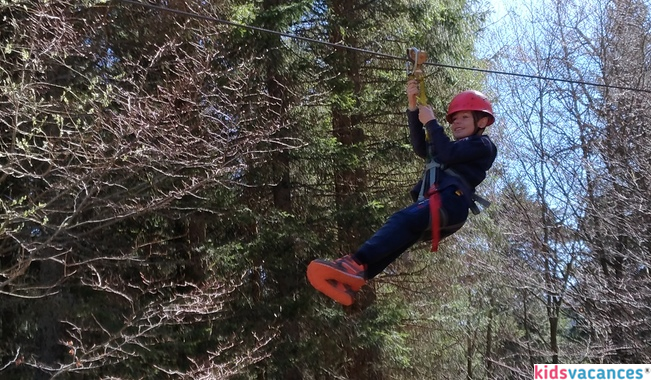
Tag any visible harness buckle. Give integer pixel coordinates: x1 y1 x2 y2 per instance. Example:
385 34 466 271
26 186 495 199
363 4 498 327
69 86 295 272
470 194 491 215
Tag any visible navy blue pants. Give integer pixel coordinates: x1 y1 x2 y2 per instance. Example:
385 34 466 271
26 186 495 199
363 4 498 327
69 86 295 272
353 187 469 279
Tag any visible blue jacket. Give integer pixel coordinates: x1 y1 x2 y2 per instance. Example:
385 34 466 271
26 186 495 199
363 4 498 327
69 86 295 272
407 109 497 203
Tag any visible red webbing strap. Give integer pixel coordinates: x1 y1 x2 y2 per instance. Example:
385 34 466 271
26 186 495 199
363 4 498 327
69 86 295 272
428 185 440 252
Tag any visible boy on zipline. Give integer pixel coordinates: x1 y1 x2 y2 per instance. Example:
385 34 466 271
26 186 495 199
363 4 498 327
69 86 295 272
307 79 498 306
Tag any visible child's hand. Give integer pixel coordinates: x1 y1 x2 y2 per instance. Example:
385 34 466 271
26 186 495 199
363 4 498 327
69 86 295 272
406 80 419 110
418 105 436 124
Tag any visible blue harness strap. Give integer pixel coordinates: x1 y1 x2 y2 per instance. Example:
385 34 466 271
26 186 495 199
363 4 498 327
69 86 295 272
417 160 441 201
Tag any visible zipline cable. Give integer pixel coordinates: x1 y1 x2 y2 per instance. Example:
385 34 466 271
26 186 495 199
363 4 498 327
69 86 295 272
117 0 651 94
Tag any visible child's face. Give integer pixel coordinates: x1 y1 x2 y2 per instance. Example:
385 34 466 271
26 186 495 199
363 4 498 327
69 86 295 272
449 111 485 140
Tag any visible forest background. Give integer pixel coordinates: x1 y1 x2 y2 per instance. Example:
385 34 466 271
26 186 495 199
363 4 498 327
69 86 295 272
1 0 650 379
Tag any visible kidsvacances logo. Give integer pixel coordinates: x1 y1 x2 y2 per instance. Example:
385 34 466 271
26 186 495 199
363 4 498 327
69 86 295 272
534 364 651 380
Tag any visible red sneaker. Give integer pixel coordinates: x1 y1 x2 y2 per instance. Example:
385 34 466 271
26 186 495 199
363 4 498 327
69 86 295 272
307 255 367 292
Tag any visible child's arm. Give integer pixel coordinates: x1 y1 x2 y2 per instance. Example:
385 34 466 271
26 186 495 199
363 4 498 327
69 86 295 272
407 80 427 158
408 110 427 158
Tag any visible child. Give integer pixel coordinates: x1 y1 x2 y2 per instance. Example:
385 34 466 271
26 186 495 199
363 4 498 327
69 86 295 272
307 81 498 306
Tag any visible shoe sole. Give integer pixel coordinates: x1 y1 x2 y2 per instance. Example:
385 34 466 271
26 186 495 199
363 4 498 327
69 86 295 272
307 260 366 292
309 277 355 306
307 259 366 306
308 259 366 290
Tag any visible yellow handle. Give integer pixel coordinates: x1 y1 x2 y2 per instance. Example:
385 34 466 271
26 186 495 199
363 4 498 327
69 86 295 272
417 77 427 106
407 47 428 105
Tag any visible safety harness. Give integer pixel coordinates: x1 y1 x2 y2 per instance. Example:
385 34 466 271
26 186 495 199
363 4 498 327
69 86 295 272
416 152 492 252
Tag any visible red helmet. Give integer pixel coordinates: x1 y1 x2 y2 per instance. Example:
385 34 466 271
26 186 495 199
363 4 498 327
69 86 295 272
446 90 495 126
